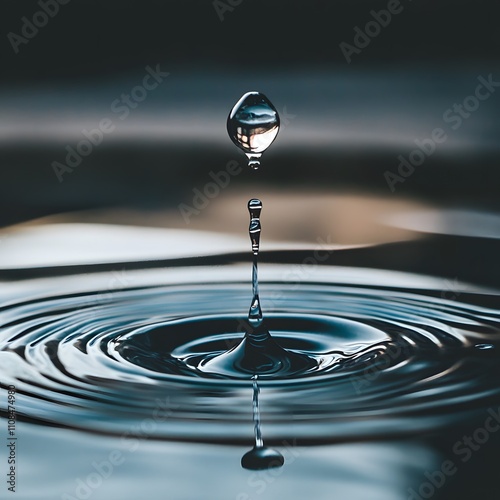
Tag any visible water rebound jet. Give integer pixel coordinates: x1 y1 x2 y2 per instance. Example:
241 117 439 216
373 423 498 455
202 92 315 381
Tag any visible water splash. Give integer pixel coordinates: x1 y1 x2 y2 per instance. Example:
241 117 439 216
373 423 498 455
241 375 285 470
227 91 280 170
195 93 315 378
197 201 315 378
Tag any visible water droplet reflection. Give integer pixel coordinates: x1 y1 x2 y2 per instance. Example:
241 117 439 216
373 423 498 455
241 375 284 470
227 91 280 169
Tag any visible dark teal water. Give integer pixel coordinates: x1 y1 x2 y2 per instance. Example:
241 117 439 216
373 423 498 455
1 230 500 499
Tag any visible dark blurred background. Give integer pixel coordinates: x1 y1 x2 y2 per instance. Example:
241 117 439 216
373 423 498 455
0 0 499 227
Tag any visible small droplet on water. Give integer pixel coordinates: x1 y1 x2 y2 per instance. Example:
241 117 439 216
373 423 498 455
241 375 285 470
227 91 280 169
248 199 263 222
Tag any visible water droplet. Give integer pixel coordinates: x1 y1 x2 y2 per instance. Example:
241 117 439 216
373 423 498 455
248 159 261 170
227 91 280 169
248 198 262 256
248 198 262 218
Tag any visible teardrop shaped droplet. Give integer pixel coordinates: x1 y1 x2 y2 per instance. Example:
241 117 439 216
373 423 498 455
227 91 280 169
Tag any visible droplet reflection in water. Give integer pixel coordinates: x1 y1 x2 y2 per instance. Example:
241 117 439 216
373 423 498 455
241 375 284 470
227 91 280 170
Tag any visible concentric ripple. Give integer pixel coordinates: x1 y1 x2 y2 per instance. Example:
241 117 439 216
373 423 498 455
1 265 500 444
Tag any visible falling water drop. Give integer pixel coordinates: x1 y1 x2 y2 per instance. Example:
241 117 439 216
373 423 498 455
241 375 285 470
227 91 280 169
